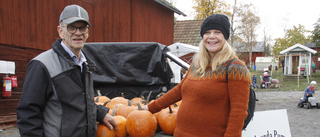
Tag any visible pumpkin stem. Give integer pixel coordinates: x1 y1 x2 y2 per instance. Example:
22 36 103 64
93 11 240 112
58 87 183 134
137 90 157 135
141 96 146 105
111 105 118 116
146 91 152 104
121 93 124 98
137 103 142 110
95 96 99 103
173 103 178 107
97 90 102 96
95 90 102 102
102 99 111 106
169 106 173 114
156 92 165 99
128 100 132 106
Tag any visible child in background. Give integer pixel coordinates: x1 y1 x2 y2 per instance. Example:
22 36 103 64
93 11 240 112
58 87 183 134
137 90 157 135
252 74 257 89
298 81 317 107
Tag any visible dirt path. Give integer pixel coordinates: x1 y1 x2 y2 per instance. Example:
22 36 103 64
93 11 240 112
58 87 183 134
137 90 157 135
1 91 318 137
255 91 320 137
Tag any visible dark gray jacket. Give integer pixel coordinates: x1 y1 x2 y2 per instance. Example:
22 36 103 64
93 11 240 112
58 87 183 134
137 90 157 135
16 39 109 137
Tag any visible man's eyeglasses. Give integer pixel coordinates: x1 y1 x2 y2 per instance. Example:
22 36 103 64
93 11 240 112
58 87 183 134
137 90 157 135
61 25 89 34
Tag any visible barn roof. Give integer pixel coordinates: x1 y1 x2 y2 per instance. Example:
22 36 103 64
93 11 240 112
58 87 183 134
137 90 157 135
174 20 203 46
233 42 265 53
154 0 186 16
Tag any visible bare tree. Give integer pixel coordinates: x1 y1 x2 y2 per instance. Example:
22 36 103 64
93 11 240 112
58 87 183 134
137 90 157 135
230 0 238 47
263 27 272 56
238 3 260 67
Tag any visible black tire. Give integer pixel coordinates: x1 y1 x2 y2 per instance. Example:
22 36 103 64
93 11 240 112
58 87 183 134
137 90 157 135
306 103 311 109
317 103 320 109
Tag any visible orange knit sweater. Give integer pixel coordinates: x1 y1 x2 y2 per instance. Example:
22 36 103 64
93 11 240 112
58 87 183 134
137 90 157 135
148 59 251 137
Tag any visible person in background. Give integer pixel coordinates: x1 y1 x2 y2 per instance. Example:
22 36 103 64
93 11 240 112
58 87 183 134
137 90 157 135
143 14 251 136
16 5 117 137
252 74 257 89
298 81 317 107
312 62 316 73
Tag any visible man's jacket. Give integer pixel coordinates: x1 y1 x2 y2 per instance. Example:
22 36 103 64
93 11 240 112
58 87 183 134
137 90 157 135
16 39 109 137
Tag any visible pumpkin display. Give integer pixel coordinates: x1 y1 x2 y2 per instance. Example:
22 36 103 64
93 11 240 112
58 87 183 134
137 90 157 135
126 103 157 137
158 106 178 135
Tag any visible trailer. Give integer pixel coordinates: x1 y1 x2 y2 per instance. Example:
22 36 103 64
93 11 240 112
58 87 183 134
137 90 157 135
82 42 188 100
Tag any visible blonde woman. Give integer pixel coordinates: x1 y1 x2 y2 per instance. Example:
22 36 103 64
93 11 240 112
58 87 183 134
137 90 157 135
144 14 251 136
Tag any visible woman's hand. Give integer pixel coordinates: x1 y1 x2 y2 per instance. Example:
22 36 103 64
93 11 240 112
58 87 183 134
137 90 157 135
142 105 149 110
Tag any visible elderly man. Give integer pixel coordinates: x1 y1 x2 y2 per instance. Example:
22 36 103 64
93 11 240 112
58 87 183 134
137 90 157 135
16 5 117 137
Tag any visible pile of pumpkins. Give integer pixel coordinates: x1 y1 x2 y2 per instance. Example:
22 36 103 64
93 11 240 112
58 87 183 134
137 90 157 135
94 91 181 137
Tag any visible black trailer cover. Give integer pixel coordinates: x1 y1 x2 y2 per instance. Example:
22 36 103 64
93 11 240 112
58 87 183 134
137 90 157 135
82 42 174 99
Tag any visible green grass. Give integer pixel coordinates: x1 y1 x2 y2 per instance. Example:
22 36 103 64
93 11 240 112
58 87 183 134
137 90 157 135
250 69 320 92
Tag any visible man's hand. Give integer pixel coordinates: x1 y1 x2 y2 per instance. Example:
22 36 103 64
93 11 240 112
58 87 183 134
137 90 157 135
102 113 118 131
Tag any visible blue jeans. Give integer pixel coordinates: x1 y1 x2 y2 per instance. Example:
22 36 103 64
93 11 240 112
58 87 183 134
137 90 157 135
299 95 313 105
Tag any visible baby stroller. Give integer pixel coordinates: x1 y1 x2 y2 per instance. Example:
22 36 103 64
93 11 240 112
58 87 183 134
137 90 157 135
298 96 320 109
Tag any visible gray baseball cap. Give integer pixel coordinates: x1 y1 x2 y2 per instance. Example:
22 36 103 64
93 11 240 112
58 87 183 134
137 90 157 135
59 5 91 26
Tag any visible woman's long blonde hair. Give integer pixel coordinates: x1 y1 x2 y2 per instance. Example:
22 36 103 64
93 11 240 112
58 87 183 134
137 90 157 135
192 40 237 76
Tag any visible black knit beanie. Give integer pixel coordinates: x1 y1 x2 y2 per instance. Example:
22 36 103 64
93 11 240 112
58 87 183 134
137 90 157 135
200 14 230 40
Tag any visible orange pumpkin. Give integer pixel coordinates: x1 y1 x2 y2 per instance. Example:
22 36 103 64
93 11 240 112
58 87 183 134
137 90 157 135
130 96 145 106
153 111 162 133
114 115 127 137
108 108 113 115
110 105 128 137
96 124 115 137
158 106 178 135
149 94 162 133
106 94 129 110
115 101 137 118
111 97 128 106
126 103 157 137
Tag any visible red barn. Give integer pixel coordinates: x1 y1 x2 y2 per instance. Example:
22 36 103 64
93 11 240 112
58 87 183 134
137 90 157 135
0 0 185 128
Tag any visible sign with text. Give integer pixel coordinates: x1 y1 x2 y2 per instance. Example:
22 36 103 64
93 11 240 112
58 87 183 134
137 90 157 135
0 60 15 74
242 109 291 137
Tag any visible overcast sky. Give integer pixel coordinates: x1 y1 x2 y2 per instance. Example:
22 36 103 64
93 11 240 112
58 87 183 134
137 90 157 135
174 0 320 42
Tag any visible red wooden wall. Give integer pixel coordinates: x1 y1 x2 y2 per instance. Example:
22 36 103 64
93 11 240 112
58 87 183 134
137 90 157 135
0 0 174 50
238 52 264 66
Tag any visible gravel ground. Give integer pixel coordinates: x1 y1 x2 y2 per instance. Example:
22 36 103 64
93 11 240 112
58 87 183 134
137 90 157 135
0 91 318 137
255 91 320 137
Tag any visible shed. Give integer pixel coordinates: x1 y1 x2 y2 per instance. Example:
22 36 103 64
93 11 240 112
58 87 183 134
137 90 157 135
255 57 279 71
280 43 317 76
